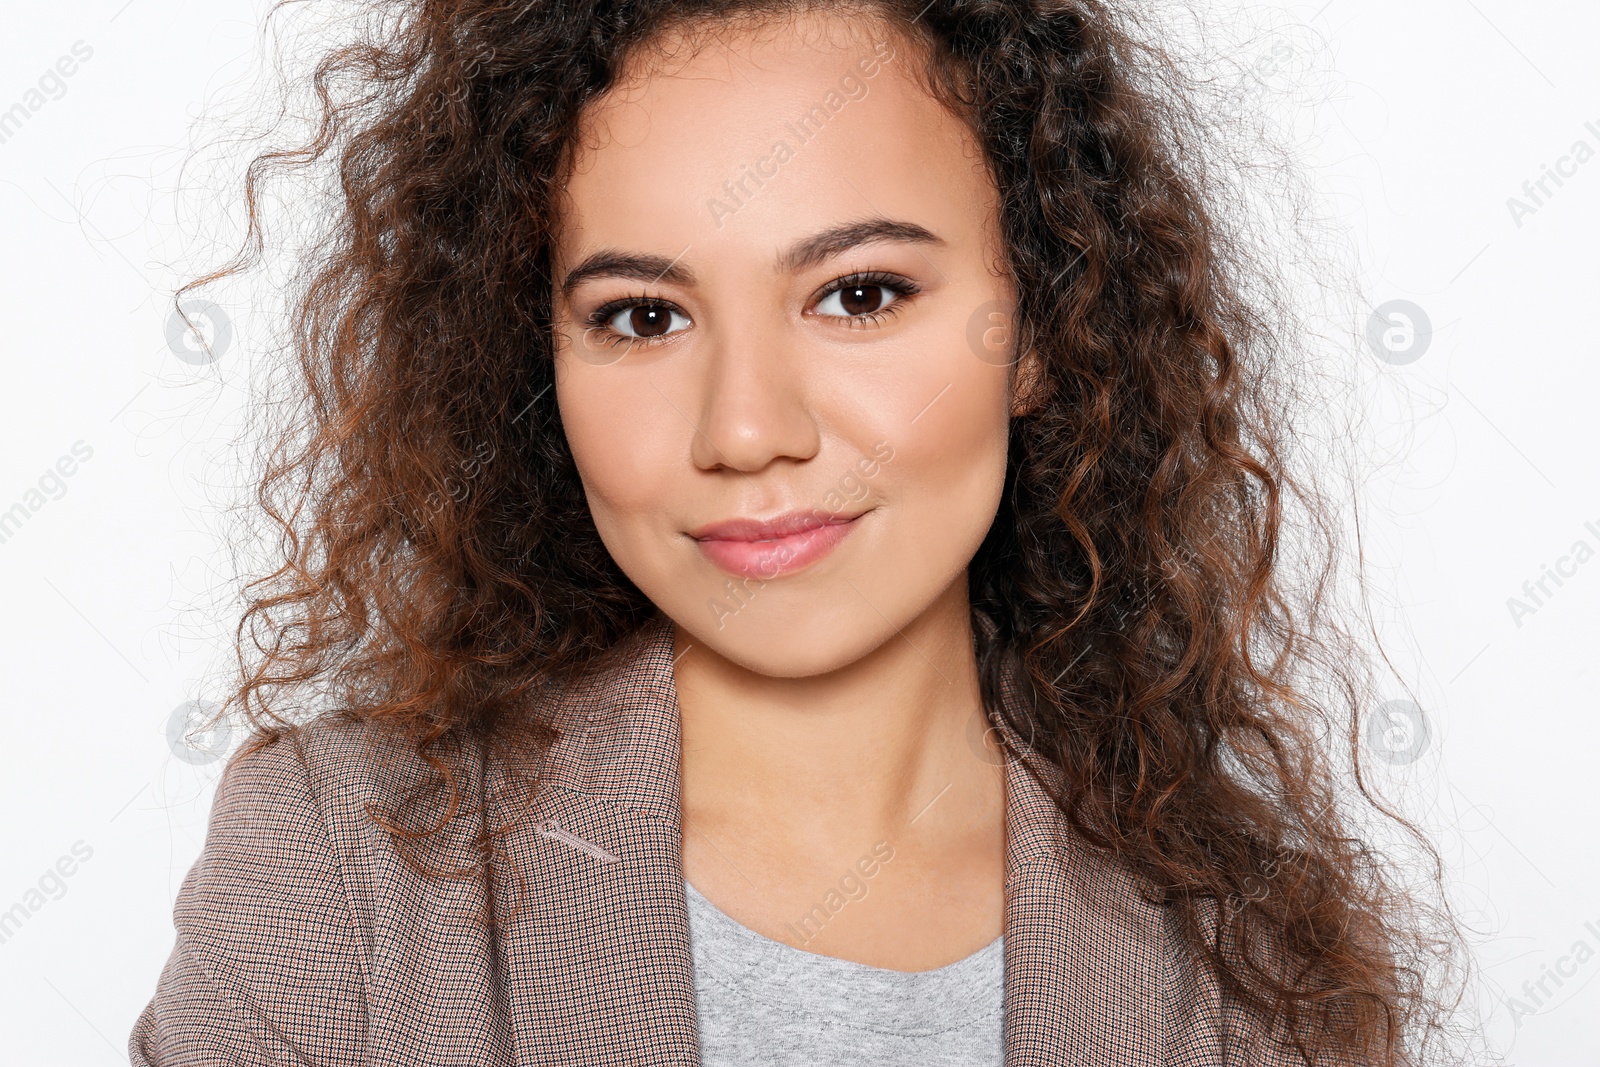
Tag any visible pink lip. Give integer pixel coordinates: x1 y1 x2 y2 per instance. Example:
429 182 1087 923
690 510 867 579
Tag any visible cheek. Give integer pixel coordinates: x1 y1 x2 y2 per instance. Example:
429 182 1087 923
893 358 1010 506
880 358 1010 571
555 364 677 529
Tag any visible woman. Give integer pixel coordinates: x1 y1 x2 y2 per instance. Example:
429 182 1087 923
130 0 1466 1064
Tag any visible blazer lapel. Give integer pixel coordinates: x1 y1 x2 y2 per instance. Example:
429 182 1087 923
355 615 697 1066
991 687 1167 1065
494 612 702 1066
488 611 1166 1066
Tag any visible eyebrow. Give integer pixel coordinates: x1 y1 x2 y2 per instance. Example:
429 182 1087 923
556 218 944 298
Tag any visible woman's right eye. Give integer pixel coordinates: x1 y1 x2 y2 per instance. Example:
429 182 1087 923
589 302 691 343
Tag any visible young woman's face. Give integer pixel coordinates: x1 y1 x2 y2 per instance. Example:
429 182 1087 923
551 11 1024 676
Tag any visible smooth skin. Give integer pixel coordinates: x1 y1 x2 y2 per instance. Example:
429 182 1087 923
551 9 1041 972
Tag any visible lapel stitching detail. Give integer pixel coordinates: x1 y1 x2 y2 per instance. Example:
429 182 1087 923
533 817 622 864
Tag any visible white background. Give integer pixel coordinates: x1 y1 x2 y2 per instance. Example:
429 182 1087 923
0 0 1596 1063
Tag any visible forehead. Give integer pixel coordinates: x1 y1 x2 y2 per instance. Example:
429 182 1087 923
552 10 995 269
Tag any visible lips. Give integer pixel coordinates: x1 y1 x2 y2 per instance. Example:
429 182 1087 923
689 509 866 579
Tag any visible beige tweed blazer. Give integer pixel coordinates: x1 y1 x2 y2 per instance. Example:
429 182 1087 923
129 612 1306 1065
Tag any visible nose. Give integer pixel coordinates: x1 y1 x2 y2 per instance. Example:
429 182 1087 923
690 321 821 473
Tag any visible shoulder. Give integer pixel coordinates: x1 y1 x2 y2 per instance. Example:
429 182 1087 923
196 712 488 920
131 715 393 1065
200 714 402 884
195 712 409 957
214 712 482 841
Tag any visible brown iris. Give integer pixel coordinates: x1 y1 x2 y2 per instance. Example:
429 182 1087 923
627 305 673 337
834 284 888 316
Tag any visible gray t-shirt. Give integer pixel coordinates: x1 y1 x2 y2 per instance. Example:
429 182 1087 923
684 878 1006 1065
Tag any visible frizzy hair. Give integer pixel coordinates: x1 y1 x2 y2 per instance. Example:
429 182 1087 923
186 0 1470 1063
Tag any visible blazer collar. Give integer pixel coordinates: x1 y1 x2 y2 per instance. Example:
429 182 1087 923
486 611 1166 1066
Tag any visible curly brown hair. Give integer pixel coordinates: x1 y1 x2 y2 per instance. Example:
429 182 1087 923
181 0 1473 1063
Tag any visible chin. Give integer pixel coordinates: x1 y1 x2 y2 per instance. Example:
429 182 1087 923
667 592 907 679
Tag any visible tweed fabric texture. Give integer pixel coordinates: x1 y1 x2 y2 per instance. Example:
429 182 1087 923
129 611 1313 1065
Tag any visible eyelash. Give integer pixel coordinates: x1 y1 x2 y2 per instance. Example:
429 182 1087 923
580 270 921 350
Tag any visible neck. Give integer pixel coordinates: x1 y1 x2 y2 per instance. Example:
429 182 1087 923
672 580 1003 857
